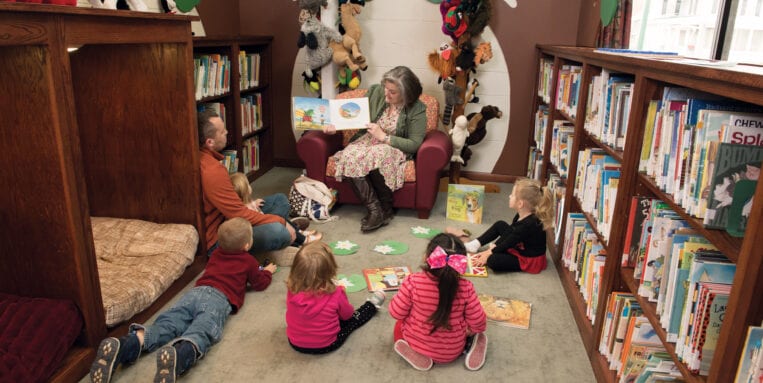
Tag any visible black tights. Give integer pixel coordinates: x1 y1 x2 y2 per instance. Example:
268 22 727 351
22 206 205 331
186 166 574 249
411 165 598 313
289 302 378 354
477 220 522 272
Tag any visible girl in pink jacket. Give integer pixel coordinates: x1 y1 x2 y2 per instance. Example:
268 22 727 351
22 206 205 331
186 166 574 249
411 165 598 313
389 233 488 371
286 242 385 353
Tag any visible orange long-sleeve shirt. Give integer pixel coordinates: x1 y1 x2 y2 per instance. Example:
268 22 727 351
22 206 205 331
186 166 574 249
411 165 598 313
200 148 285 249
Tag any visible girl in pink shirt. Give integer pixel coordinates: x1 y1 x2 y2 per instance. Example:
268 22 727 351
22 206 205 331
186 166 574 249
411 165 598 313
389 233 488 371
285 242 385 353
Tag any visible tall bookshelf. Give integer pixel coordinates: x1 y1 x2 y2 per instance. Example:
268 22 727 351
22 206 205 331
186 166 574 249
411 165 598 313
531 46 763 383
193 36 273 181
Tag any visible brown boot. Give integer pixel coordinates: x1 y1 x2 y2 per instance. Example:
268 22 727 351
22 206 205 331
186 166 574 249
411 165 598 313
349 177 385 232
367 169 395 224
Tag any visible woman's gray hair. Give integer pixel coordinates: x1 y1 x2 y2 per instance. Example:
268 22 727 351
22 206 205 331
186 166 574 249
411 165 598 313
381 66 422 108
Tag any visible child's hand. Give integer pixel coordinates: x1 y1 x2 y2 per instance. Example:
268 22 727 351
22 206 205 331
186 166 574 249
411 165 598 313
472 250 491 267
264 263 277 273
252 198 264 212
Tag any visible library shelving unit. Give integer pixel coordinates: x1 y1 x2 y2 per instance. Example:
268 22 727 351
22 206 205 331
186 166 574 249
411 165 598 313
193 36 273 181
530 45 763 383
0 4 205 382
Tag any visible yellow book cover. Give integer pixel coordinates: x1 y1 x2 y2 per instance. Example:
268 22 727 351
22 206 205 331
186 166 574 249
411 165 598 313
478 294 532 329
446 184 485 224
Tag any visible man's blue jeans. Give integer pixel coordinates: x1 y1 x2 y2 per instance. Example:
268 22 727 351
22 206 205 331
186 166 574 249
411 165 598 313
250 193 296 254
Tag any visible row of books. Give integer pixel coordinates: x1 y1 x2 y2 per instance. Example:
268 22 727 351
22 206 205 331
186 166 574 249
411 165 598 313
549 119 574 178
621 196 736 375
583 70 634 151
194 53 231 100
546 174 566 246
638 87 763 233
533 105 549 150
561 213 606 323
736 323 763 382
526 148 543 181
242 136 260 174
221 149 238 174
555 64 582 119
199 102 226 126
599 293 682 381
573 148 621 241
241 93 263 135
239 51 262 90
537 57 554 104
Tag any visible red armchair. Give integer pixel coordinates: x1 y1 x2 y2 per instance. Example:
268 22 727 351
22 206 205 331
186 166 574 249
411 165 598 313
297 89 452 219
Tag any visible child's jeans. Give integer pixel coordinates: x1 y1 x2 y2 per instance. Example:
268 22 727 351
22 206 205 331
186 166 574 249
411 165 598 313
131 286 232 359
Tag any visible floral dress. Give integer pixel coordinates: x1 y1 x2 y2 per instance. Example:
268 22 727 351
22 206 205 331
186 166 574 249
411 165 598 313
333 105 408 191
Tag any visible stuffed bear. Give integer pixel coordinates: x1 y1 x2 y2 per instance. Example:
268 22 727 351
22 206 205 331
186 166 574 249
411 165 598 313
441 77 463 126
449 115 469 164
298 15 343 77
90 0 148 11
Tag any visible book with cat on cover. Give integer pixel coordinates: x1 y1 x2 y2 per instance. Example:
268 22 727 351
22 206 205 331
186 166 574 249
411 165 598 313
362 266 411 292
292 96 370 131
477 294 532 329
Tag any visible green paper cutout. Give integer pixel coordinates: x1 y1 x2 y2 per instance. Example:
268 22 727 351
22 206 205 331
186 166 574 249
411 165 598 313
336 274 366 293
176 0 200 13
372 241 409 255
600 0 618 27
410 226 442 239
330 240 359 255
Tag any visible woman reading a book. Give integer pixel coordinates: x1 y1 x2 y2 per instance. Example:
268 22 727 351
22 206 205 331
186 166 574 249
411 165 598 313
323 66 427 232
388 233 488 371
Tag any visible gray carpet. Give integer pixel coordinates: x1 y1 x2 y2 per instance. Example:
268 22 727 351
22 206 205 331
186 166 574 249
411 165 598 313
87 167 595 383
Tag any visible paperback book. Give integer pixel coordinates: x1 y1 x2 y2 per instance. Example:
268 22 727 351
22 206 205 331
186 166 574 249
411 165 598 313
292 96 370 131
446 184 485 224
477 294 532 329
362 266 411 292
463 254 488 278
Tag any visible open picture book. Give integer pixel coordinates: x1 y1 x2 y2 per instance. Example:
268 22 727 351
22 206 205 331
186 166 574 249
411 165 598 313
362 266 411 292
292 96 370 131
463 254 488 278
477 294 533 329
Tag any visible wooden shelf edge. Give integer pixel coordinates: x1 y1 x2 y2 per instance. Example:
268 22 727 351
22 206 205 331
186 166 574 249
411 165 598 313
49 346 95 383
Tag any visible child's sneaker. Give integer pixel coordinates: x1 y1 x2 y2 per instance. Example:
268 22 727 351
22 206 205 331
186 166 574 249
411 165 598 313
394 339 433 371
90 338 120 383
154 345 177 383
464 332 488 371
290 216 311 231
367 290 386 308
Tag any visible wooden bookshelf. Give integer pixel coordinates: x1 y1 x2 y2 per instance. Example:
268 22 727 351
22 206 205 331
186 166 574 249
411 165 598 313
0 4 205 382
193 36 274 181
533 45 763 383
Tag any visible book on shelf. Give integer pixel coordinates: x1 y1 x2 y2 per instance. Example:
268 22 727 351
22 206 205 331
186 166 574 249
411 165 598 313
734 324 763 383
702 143 763 229
292 96 370 131
221 149 237 173
477 293 532 329
446 184 485 224
621 196 651 268
463 254 488 278
362 266 411 292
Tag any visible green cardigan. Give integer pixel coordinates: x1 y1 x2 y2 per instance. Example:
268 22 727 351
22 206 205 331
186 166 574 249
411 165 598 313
348 84 427 158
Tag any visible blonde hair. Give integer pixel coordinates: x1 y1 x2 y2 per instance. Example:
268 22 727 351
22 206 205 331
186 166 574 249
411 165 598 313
217 217 252 252
230 172 253 204
286 242 338 295
513 178 555 230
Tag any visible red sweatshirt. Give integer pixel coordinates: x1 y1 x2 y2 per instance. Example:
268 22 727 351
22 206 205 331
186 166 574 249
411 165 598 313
196 248 272 313
200 148 285 249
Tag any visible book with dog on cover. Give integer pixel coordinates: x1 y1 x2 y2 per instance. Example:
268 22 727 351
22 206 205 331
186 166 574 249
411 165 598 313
362 266 411 292
292 96 370 131
446 184 485 224
477 294 533 329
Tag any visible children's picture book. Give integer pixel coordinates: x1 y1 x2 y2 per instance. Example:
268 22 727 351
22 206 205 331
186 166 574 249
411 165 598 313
735 324 763 383
362 266 411 292
463 254 488 278
477 294 532 329
446 184 485 224
292 96 370 131
703 143 763 230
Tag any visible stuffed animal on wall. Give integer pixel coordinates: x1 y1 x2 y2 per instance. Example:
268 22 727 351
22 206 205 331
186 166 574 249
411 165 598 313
441 77 463 126
330 2 367 73
159 0 199 13
466 105 503 145
90 0 147 11
302 70 321 94
464 0 492 37
298 15 343 77
296 0 328 16
464 77 479 104
473 42 493 66
428 42 458 83
449 115 469 164
455 42 476 74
